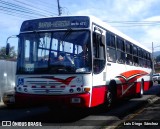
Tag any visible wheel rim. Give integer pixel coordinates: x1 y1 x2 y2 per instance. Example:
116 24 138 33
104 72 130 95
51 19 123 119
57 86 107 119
140 83 144 95
107 91 112 107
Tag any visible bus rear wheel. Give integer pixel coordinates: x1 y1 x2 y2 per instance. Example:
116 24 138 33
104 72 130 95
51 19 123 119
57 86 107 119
136 81 144 98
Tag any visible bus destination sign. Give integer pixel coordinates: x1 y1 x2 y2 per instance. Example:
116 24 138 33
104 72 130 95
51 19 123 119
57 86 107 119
38 20 87 29
20 16 90 32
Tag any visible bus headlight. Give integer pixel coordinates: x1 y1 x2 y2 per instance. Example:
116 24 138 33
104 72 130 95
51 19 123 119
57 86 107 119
77 87 81 92
69 89 74 93
24 88 28 92
18 87 22 91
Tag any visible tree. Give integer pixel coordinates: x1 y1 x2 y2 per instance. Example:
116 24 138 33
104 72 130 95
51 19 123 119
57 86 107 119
0 46 17 60
156 55 160 63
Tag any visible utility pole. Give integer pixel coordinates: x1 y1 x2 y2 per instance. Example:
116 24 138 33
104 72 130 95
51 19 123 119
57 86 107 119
152 42 155 73
57 0 62 16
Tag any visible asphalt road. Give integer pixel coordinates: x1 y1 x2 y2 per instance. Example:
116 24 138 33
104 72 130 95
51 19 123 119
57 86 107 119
0 84 160 129
115 85 160 129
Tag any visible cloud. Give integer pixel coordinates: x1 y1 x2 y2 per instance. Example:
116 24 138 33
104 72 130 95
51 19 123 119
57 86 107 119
72 0 158 20
0 14 24 46
139 16 160 50
0 14 23 33
112 0 155 19
71 0 160 50
1 0 160 51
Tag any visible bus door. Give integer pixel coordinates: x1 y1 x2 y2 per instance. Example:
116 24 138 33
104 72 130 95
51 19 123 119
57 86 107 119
91 24 107 107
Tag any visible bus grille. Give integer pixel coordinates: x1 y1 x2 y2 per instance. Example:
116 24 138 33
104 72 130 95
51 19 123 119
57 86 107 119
26 80 66 94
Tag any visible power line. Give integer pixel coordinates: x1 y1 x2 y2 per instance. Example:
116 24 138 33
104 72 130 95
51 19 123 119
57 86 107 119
104 21 160 25
1 7 48 18
61 7 70 15
33 0 58 8
13 0 57 16
25 0 58 16
104 20 160 27
0 0 48 17
0 0 59 19
0 9 38 19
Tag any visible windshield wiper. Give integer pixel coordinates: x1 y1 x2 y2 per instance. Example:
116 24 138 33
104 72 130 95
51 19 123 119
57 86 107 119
49 64 75 73
61 28 72 42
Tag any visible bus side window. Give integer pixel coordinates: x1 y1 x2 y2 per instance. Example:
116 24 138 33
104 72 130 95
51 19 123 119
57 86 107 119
106 32 116 62
133 45 138 66
125 42 133 65
116 37 125 64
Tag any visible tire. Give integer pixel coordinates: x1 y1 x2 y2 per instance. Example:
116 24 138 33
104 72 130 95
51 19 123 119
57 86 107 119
110 81 117 102
105 89 113 108
104 82 117 108
137 81 144 98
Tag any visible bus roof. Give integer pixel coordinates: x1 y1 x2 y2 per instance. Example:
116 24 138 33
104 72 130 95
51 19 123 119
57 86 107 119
88 15 151 53
20 15 151 53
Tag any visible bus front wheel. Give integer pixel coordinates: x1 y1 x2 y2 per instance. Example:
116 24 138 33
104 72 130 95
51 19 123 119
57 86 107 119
105 83 117 108
106 89 113 108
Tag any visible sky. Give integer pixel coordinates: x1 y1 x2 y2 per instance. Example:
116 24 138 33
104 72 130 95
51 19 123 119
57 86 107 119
1 0 160 51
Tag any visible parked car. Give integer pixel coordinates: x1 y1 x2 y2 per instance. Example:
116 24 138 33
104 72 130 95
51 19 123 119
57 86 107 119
2 90 15 107
153 73 160 84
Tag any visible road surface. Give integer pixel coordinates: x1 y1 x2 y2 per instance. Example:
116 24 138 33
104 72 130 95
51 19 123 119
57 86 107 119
115 85 160 129
0 84 160 129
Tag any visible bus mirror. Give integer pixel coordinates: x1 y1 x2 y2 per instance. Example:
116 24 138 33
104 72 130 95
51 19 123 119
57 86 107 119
6 35 19 55
6 43 10 55
94 27 103 34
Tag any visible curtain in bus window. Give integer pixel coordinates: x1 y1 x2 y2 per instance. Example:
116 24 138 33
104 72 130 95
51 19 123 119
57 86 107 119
117 51 125 64
117 39 125 51
93 59 105 73
139 58 143 67
126 54 133 65
126 43 133 65
133 56 138 66
107 47 116 62
107 33 115 48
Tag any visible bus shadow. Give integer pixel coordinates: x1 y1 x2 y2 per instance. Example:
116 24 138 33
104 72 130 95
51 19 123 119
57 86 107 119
20 85 160 125
21 106 91 124
20 99 144 126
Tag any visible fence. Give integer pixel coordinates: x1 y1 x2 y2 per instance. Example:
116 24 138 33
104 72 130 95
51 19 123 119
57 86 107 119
0 60 16 101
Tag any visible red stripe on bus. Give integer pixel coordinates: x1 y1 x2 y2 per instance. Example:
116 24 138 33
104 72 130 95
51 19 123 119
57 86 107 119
32 86 36 88
50 86 56 88
50 76 76 85
41 86 46 88
120 70 148 79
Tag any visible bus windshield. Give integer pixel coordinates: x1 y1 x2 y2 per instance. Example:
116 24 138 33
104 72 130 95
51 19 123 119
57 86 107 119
17 30 91 74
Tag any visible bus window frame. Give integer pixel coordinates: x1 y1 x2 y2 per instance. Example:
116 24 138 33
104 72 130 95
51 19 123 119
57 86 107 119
116 37 126 64
106 32 117 63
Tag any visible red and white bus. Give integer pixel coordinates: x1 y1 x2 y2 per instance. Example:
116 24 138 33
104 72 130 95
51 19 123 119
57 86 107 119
7 16 153 108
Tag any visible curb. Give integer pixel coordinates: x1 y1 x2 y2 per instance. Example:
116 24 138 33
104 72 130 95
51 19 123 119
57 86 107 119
0 102 5 107
0 97 5 107
104 95 159 129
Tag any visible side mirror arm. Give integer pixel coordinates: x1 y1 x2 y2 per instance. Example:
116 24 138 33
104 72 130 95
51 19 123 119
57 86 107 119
6 35 19 55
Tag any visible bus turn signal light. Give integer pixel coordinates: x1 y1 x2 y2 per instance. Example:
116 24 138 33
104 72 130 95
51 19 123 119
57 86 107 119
84 87 90 92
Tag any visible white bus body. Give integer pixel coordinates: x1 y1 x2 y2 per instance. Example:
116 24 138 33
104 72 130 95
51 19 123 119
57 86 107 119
12 16 152 108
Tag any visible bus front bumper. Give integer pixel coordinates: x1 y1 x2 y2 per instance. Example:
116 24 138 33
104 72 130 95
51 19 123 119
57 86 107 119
15 92 90 108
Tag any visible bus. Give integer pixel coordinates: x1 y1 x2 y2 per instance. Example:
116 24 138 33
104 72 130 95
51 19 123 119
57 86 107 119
6 16 153 108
